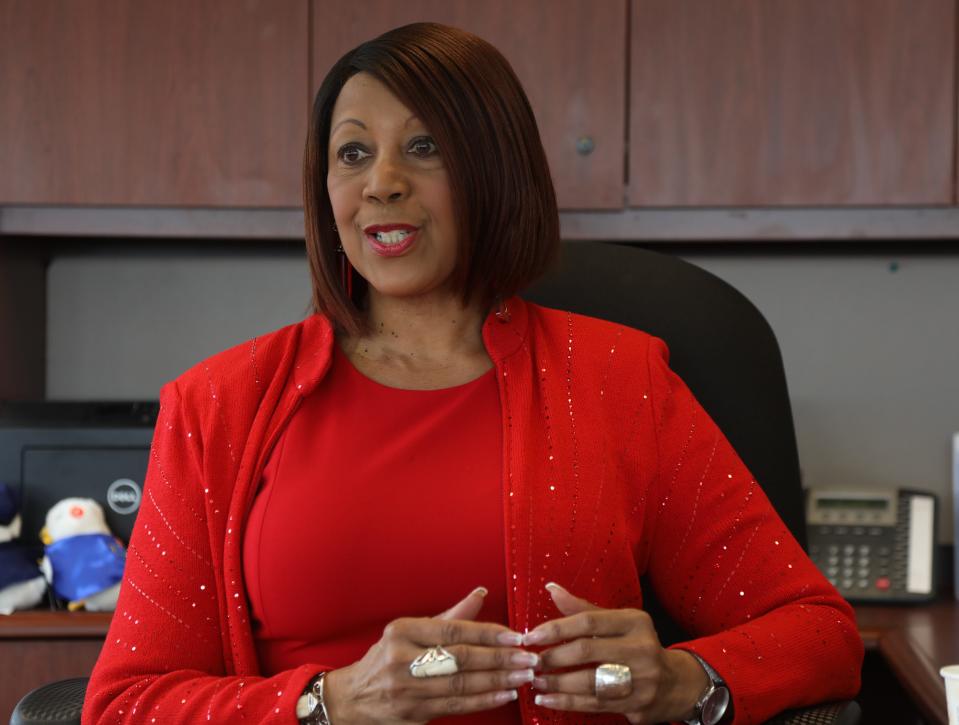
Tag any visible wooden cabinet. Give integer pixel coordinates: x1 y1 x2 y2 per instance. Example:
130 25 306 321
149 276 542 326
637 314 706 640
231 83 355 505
629 0 956 206
311 0 627 210
0 0 308 207
1 0 956 221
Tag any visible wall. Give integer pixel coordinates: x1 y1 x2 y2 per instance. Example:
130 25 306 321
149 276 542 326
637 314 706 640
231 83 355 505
685 245 959 546
44 241 959 542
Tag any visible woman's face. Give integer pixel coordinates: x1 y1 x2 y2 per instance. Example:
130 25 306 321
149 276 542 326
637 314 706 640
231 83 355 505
327 73 458 303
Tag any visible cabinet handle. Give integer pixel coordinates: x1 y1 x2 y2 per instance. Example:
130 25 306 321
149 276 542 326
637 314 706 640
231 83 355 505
575 136 595 156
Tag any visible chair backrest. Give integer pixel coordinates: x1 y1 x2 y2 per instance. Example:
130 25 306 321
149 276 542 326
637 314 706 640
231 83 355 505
524 242 805 645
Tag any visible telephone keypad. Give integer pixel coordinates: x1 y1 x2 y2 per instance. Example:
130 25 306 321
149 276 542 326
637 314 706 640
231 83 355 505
810 527 901 600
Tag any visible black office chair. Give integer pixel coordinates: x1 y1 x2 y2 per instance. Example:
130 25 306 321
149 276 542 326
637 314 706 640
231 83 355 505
11 243 859 725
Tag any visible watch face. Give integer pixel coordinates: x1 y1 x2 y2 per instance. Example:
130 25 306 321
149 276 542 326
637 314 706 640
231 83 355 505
701 686 730 725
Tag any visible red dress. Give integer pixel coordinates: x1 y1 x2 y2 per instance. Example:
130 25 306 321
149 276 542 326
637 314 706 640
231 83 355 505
243 343 522 724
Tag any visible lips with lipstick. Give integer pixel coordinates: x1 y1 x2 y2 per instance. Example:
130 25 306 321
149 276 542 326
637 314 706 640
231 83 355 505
364 223 420 257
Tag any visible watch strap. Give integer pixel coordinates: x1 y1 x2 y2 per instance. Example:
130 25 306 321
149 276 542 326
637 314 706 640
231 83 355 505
683 651 729 725
297 672 332 724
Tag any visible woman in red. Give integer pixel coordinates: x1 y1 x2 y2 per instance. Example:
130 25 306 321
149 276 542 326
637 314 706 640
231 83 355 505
83 23 862 725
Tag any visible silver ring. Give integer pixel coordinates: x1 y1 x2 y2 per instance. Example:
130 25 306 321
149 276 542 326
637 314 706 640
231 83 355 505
409 645 459 678
595 663 632 699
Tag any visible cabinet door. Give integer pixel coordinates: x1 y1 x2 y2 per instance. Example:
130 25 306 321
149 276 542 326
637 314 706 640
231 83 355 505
0 0 307 206
629 0 956 206
312 0 627 210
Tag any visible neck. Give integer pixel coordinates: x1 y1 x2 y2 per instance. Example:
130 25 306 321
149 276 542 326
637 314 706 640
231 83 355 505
345 290 489 367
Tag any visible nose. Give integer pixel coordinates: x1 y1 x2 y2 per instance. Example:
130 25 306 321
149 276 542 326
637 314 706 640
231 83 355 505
363 153 410 205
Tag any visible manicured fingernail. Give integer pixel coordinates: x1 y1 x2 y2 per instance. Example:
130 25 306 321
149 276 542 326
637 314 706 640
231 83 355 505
495 690 519 704
544 581 564 593
522 629 545 645
533 676 548 690
498 631 524 646
471 586 488 597
511 651 540 667
535 694 558 707
508 669 535 685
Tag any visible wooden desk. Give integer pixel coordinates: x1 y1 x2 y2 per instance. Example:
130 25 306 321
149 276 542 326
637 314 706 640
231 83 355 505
2 603 958 722
855 599 959 725
0 610 112 719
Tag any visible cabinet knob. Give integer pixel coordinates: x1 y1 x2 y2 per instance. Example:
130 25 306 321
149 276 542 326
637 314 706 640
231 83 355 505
575 136 595 156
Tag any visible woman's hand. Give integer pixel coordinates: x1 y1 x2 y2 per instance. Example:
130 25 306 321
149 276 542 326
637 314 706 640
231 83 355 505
323 586 538 724
524 582 709 724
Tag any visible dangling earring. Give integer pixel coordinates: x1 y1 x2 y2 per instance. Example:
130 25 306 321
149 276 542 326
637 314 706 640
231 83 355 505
336 244 353 299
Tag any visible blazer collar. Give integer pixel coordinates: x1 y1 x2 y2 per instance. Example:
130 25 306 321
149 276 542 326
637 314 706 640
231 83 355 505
291 295 530 398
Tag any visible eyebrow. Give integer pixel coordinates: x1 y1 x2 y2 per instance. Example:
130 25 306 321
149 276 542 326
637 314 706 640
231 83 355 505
330 115 421 136
331 118 366 135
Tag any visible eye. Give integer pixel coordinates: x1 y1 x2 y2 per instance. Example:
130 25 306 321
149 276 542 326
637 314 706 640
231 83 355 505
336 143 371 165
408 136 438 158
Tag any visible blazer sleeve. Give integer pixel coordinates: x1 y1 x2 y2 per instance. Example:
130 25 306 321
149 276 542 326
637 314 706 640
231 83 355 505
82 381 324 724
640 337 863 725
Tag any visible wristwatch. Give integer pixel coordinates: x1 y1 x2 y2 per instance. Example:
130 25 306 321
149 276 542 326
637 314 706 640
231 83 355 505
684 651 730 725
296 672 332 724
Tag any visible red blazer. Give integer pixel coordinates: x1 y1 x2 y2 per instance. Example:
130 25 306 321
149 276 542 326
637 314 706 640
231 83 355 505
83 298 862 724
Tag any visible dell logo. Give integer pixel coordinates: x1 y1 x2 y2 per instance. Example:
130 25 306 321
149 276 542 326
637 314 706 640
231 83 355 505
107 478 142 515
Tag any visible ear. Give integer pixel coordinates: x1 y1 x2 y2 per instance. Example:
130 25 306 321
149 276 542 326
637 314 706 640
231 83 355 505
545 582 602 616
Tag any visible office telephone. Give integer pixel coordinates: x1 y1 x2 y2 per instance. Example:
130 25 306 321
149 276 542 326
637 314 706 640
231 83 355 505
806 487 938 603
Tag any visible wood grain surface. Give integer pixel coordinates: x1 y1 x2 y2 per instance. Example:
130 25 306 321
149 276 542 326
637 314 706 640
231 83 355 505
312 0 628 210
855 599 959 725
629 0 956 206
0 0 308 206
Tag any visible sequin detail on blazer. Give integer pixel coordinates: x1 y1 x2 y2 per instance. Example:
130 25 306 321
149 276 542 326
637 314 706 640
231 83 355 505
83 297 862 725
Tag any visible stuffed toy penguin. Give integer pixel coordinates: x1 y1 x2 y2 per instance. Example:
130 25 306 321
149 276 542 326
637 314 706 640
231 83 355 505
0 482 46 614
40 497 126 612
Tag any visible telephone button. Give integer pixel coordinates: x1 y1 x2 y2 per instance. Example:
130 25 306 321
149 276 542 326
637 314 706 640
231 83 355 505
876 577 891 591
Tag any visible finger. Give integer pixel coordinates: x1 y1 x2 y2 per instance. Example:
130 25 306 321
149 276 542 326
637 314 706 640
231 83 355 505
396 616 524 648
544 581 602 616
415 666 537 698
538 635 638 671
534 691 631 713
532 668 595 696
531 665 651 703
437 586 489 621
416 689 519 719
524 608 637 647
439 644 541 672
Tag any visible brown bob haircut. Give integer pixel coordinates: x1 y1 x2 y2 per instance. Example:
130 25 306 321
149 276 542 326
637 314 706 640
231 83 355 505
303 22 559 335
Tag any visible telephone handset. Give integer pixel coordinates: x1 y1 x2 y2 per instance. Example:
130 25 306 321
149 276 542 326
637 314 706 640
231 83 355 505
806 488 938 603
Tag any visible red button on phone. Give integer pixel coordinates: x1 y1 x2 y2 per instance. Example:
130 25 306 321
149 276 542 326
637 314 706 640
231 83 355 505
876 576 891 591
